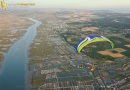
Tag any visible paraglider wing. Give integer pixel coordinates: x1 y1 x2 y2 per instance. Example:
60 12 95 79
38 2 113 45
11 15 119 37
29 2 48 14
76 35 114 53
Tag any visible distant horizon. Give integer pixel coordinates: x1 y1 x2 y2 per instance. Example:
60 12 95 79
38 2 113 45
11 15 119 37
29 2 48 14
0 7 130 13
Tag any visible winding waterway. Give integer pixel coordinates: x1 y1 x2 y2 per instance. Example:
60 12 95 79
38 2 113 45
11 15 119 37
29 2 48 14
0 18 42 90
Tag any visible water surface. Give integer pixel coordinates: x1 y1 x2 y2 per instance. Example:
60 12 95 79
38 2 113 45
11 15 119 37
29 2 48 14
0 18 42 90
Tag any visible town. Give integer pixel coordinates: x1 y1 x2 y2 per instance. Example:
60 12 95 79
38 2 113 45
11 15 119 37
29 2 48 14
28 9 130 90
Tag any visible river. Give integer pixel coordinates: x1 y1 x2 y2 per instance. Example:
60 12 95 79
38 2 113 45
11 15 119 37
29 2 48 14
0 18 42 90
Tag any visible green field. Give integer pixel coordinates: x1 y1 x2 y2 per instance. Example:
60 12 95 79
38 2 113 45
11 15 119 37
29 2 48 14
64 35 130 61
108 36 130 57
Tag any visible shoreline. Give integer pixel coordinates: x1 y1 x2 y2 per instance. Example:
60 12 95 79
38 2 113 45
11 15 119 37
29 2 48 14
26 18 42 90
26 63 33 90
0 53 5 73
0 18 41 90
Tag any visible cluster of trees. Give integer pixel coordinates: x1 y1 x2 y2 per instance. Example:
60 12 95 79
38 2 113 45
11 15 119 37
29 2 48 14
89 17 130 29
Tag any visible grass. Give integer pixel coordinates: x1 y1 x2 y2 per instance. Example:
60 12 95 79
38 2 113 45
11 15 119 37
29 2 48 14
32 75 46 87
0 54 4 62
108 36 130 57
64 35 130 61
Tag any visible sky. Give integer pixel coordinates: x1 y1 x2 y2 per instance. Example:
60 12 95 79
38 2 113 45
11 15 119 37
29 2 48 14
2 0 130 9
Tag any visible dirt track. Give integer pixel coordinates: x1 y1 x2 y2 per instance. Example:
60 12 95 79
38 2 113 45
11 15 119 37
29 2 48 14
98 50 124 58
